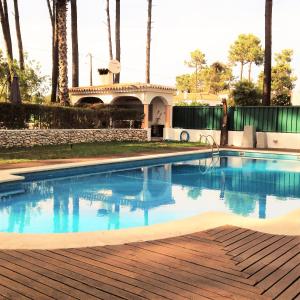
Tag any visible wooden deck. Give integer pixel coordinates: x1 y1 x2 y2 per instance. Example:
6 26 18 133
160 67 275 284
0 226 299 299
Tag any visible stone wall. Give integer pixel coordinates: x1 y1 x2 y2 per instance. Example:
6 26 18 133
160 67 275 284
0 129 148 148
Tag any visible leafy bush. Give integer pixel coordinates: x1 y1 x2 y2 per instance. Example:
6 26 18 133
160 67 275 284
0 103 143 129
176 101 209 107
272 93 291 106
231 80 262 106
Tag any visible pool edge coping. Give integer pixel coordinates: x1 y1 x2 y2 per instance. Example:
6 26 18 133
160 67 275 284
1 147 300 250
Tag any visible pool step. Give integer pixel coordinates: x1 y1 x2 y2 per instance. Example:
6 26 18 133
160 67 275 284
0 189 25 199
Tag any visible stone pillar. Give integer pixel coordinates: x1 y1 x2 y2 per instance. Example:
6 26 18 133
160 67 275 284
142 104 149 129
165 105 171 128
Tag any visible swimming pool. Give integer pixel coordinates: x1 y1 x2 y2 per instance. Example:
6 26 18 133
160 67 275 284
1 150 300 234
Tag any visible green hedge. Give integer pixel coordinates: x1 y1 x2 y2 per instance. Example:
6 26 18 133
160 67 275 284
0 103 143 129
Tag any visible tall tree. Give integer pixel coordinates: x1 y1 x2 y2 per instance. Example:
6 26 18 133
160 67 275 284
106 0 113 60
229 34 263 81
0 0 14 101
202 62 233 94
13 0 24 70
246 35 264 81
71 0 79 87
56 0 69 105
145 0 152 83
114 0 120 83
46 0 59 102
263 0 273 106
185 49 206 92
258 49 297 106
0 1 13 65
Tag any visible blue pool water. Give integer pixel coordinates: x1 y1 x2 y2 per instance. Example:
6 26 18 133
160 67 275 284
1 151 300 234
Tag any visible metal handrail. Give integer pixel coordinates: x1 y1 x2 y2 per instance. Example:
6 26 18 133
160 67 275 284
199 134 220 155
198 155 219 175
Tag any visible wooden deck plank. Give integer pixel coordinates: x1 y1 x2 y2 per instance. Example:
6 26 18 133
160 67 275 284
100 244 257 287
216 228 250 243
0 252 92 300
130 241 247 278
1 225 300 299
237 236 296 272
221 230 260 247
0 284 31 300
264 264 300 299
28 250 164 300
0 273 52 300
233 235 285 263
209 227 240 239
227 234 276 257
277 278 300 300
67 248 215 300
249 245 300 283
2 251 119 300
148 239 233 265
0 262 73 300
42 249 192 300
80 246 260 296
105 245 265 299
256 254 300 293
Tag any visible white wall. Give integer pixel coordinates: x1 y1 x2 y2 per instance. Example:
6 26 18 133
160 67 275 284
150 98 166 126
165 128 221 144
166 128 300 150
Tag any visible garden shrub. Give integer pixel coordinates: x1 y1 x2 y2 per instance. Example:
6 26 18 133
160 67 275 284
231 80 262 106
0 103 144 129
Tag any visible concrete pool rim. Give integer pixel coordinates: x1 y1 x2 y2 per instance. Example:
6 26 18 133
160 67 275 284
1 148 300 250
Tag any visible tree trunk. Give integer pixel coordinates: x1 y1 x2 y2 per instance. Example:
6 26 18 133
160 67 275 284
56 0 69 105
240 62 244 81
248 62 252 82
220 98 228 146
71 0 79 87
106 0 113 60
0 0 14 101
13 0 24 70
263 0 272 106
51 21 59 102
145 0 152 83
47 0 59 102
2 0 13 63
115 0 120 83
0 0 13 64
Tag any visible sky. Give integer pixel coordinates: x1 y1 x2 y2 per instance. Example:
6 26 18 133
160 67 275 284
1 0 300 102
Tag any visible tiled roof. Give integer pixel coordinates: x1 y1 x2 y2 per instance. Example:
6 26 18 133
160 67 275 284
69 83 176 95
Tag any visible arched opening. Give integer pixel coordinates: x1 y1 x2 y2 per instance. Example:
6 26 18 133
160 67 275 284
111 96 144 128
112 96 143 109
149 97 168 138
75 97 104 107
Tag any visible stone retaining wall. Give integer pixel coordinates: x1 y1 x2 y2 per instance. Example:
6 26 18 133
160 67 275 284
0 129 148 148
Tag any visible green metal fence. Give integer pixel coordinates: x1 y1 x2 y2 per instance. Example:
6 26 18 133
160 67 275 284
172 106 223 130
173 106 300 133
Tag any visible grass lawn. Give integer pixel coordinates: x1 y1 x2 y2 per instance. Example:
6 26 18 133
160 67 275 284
0 141 206 164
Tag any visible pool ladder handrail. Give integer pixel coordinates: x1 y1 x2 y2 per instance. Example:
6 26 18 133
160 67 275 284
199 134 220 156
198 156 219 175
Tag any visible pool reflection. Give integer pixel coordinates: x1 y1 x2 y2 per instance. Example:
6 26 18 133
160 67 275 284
1 156 300 233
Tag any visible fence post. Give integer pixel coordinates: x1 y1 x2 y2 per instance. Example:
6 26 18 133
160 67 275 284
220 99 228 146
